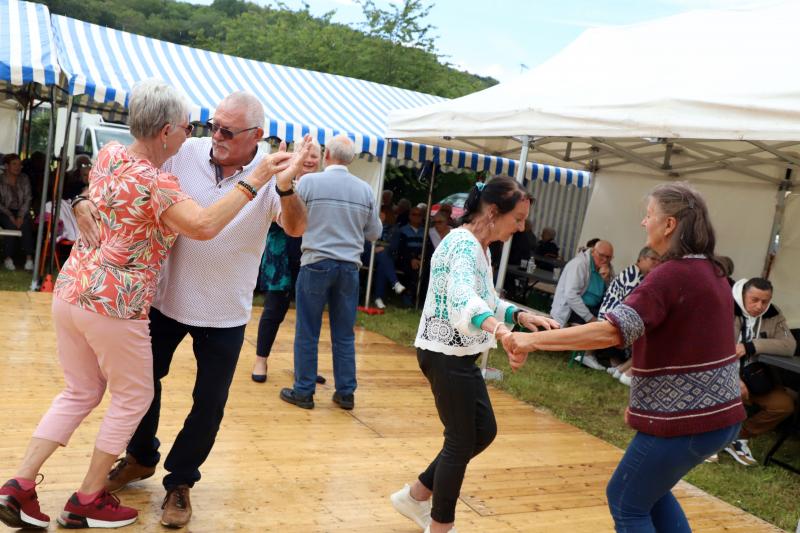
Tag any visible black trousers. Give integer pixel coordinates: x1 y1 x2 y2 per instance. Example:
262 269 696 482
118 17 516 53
256 289 291 358
127 307 245 489
416 349 497 523
0 212 34 258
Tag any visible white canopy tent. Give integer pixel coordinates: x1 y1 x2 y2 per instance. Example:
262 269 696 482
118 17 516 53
386 1 800 325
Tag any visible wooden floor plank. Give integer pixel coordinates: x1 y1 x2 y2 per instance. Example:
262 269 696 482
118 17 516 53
0 292 783 532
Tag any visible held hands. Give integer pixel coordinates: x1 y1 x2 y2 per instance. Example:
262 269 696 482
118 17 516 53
250 142 294 190
275 134 315 192
500 332 530 370
73 200 102 248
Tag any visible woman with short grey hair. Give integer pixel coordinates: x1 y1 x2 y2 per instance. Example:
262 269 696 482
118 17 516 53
0 79 307 530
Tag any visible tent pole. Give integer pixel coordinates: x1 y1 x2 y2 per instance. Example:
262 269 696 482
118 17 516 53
482 135 530 379
415 163 436 310
495 135 530 293
363 142 389 308
30 86 57 291
762 169 793 278
48 95 74 275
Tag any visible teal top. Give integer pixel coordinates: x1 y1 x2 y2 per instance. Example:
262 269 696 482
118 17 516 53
415 228 516 356
582 258 606 308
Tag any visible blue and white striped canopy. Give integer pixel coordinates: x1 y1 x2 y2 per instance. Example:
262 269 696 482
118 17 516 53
49 13 590 185
0 0 59 88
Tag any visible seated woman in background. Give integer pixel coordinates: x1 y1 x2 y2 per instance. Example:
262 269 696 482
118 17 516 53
0 153 35 271
62 154 92 201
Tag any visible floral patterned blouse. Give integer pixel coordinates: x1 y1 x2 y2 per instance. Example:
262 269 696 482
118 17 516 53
54 142 190 319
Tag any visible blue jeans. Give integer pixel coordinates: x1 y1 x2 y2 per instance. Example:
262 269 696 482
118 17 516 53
606 423 741 532
293 259 359 397
363 242 399 299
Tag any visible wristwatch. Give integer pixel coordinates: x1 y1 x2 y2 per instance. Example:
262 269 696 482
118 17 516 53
513 309 523 325
71 195 89 209
276 182 294 197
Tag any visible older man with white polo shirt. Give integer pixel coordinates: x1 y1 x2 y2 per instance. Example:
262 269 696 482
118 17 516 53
74 91 310 528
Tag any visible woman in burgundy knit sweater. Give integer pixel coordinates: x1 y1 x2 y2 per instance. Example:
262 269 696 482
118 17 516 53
504 182 745 532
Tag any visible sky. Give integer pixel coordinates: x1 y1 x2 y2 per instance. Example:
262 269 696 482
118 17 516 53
183 0 785 83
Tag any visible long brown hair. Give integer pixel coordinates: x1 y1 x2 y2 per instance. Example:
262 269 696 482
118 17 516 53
649 182 725 276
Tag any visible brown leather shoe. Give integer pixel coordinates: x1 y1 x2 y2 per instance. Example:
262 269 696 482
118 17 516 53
161 485 191 528
105 454 156 493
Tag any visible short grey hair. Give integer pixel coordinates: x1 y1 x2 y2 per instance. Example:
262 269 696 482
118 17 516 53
325 134 355 165
218 91 265 130
127 79 189 140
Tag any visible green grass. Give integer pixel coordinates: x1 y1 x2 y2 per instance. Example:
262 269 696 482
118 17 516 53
0 269 34 291
356 305 800 532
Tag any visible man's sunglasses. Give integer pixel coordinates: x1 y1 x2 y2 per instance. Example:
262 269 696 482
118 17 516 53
206 121 259 140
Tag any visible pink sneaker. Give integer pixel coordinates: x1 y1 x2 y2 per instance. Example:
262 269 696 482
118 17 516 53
0 478 50 529
58 491 138 528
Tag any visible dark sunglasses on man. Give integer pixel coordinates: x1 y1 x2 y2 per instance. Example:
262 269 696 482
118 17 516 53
206 120 258 140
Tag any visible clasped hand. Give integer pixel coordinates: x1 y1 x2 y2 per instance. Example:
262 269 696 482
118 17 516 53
498 313 560 371
252 134 315 191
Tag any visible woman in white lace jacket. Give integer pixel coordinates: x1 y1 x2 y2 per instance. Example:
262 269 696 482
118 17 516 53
390 177 559 533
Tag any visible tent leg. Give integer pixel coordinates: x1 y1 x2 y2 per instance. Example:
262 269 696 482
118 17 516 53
30 87 58 291
364 144 389 308
495 135 530 293
415 163 436 310
763 170 793 278
48 95 74 275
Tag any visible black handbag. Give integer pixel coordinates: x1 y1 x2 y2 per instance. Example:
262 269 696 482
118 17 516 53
741 361 773 396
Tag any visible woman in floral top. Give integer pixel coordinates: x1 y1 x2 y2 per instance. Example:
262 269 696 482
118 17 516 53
390 177 559 533
0 80 300 530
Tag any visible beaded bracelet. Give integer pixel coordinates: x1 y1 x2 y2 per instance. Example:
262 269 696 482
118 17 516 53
237 180 257 199
235 183 254 201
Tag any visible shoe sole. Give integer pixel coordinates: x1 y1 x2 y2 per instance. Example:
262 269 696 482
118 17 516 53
0 496 49 529
161 518 191 529
58 511 137 529
280 393 314 409
723 447 757 466
333 400 354 410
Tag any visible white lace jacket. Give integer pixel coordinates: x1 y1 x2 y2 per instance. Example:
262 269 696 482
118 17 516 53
414 228 515 356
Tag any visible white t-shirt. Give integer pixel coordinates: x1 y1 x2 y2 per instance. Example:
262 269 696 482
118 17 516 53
152 137 281 327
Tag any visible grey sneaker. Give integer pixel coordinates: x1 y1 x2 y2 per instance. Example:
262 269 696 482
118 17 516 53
723 439 758 466
580 353 606 371
390 484 431 529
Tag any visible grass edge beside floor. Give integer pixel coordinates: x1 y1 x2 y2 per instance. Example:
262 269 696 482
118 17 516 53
356 306 800 532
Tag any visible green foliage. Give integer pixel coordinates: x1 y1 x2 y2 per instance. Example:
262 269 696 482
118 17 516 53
41 0 497 99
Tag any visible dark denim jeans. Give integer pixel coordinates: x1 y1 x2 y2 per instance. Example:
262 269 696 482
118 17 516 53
126 307 245 489
363 242 399 300
293 259 359 397
606 422 741 532
416 349 497 524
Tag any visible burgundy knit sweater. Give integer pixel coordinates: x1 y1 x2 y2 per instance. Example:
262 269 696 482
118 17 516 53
607 256 745 437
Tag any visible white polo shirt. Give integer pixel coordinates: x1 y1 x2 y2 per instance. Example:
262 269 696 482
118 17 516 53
152 137 280 327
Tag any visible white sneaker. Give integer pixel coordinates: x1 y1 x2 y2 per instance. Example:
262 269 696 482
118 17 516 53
724 439 758 466
390 484 431 529
581 353 606 371
374 298 386 310
606 366 618 376
393 282 406 294
704 453 719 463
24 258 33 271
424 526 457 533
3 257 14 271
619 373 632 386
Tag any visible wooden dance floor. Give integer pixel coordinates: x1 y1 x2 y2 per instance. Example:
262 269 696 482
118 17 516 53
0 292 783 532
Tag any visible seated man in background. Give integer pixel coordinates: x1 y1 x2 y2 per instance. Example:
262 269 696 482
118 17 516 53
550 239 614 327
722 277 797 466
534 227 560 271
391 206 425 304
596 246 661 382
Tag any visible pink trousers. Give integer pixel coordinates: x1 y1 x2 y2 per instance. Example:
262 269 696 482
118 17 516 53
33 297 154 455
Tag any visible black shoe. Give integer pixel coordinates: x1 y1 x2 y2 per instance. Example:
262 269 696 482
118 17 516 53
280 388 314 409
332 392 354 410
316 374 326 384
251 373 267 383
